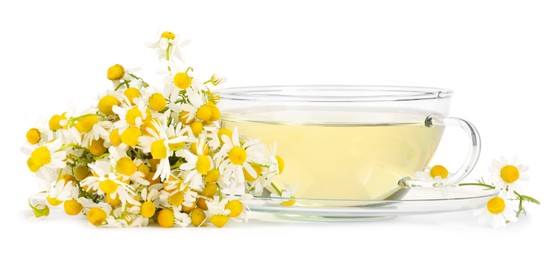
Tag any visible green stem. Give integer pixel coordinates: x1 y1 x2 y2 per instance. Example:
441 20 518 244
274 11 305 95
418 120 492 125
217 184 223 201
68 113 105 127
57 143 82 152
270 182 282 196
458 183 495 189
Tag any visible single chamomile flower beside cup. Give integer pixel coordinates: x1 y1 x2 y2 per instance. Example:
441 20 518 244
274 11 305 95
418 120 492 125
489 156 529 193
475 195 517 228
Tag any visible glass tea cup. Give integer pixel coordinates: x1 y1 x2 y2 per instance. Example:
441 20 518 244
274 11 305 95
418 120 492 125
217 86 480 202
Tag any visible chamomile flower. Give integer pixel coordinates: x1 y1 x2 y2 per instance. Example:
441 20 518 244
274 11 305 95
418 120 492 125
206 199 231 228
107 146 147 185
146 30 190 64
46 179 78 206
139 119 190 181
215 128 268 187
271 184 298 207
113 98 152 129
475 195 517 228
24 139 67 175
81 160 139 208
489 156 529 193
415 165 449 186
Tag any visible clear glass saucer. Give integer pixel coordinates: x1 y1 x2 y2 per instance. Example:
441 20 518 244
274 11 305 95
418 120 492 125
246 186 497 221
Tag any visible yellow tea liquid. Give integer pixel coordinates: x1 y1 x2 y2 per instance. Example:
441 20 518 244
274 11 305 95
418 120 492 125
222 110 444 201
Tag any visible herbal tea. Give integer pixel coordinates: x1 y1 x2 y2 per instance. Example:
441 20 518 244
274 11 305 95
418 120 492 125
222 110 444 201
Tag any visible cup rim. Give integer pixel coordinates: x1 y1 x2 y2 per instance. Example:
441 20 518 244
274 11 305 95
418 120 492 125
217 85 453 103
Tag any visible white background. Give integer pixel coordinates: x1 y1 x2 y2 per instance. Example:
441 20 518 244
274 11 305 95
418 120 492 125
1 0 557 259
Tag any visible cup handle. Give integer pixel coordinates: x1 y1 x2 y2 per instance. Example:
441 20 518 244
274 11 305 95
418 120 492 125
398 115 481 188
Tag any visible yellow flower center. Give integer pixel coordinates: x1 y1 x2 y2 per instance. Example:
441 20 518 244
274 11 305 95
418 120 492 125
98 95 120 115
210 104 221 121
87 207 107 226
107 64 125 81
228 146 247 165
124 87 141 105
500 165 520 184
168 192 184 207
217 128 232 144
276 155 285 174
30 146 51 169
243 166 262 182
59 174 74 184
196 198 208 210
150 140 167 159
99 179 118 194
210 214 229 228
74 165 90 181
201 182 217 197
75 115 99 134
109 129 122 145
88 138 107 157
196 104 213 121
196 155 212 174
148 93 167 112
64 199 83 216
157 209 175 228
161 31 176 40
190 208 206 227
116 157 137 176
190 121 203 137
137 163 150 175
204 169 220 183
487 197 506 214
49 113 67 131
430 165 449 179
181 203 195 213
125 107 143 126
46 196 63 206
27 158 40 172
106 193 121 206
179 111 193 125
225 200 243 217
173 72 192 89
26 128 41 144
141 201 156 218
121 127 141 146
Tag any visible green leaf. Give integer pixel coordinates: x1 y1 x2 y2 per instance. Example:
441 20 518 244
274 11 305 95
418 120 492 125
522 195 541 205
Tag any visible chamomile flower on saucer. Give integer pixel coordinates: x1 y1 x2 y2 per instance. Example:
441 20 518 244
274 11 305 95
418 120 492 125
489 156 529 193
415 165 449 186
475 195 517 228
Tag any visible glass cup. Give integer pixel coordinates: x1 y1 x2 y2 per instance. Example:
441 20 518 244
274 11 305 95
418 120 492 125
217 86 480 202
